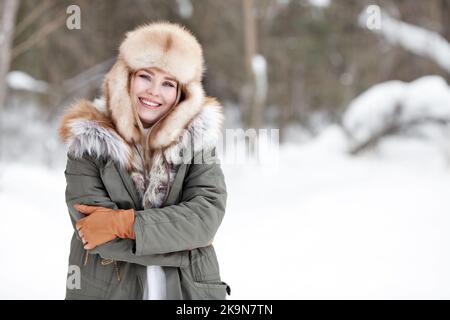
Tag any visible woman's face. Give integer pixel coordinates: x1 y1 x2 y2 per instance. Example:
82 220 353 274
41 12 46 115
130 67 178 128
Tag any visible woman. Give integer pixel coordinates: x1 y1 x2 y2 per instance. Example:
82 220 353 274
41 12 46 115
58 22 230 300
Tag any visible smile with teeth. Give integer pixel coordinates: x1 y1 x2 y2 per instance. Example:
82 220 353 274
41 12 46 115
139 97 162 108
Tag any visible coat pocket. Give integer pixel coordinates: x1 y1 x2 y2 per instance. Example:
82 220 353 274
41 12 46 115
69 235 117 284
192 280 231 300
180 245 231 300
189 246 221 280
180 268 231 300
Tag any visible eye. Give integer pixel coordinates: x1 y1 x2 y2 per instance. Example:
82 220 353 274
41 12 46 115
163 81 175 87
139 74 151 80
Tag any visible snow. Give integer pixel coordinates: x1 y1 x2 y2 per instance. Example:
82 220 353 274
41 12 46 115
217 127 450 299
2 124 450 299
307 0 330 8
0 162 71 299
343 76 450 146
359 7 450 73
6 71 49 93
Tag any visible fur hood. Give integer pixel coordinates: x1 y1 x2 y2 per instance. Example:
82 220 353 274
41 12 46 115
58 22 224 209
58 95 224 168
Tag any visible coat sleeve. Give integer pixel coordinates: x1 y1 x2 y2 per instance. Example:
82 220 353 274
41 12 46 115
64 153 189 267
133 151 228 255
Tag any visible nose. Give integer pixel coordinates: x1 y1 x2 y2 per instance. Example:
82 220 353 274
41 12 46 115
146 80 160 97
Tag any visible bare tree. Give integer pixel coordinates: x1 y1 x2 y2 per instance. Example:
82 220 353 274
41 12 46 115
0 0 20 110
441 0 450 42
12 6 66 60
13 0 54 40
242 0 265 129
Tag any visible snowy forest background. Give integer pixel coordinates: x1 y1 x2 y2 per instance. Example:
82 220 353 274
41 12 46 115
1 0 450 299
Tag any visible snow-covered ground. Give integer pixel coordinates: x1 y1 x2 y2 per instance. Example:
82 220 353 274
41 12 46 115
1 124 450 299
218 126 450 299
0 161 72 299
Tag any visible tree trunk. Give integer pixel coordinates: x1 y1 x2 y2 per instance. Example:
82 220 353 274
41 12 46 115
0 0 20 110
442 0 450 42
242 0 264 129
441 0 450 83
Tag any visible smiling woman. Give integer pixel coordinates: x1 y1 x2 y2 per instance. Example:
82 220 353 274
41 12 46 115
58 21 230 300
131 67 182 128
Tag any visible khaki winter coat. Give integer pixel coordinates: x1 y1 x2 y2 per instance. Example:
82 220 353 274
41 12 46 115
59 96 230 300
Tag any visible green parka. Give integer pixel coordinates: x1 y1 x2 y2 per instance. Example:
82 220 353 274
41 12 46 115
60 96 230 300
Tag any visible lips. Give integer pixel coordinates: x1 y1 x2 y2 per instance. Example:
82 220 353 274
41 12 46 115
139 97 162 109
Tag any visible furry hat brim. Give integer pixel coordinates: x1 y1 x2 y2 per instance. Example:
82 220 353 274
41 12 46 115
101 22 207 149
119 21 205 84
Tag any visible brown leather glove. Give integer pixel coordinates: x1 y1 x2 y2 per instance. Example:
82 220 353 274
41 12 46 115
74 204 135 250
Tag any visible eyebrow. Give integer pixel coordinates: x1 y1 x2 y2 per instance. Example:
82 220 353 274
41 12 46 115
143 69 177 82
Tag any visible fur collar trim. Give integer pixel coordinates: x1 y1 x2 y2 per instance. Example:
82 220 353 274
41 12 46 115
58 96 224 170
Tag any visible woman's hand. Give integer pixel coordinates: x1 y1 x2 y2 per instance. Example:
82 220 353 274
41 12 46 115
74 204 136 250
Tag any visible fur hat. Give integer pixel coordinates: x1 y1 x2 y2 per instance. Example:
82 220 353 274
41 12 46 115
102 21 206 150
